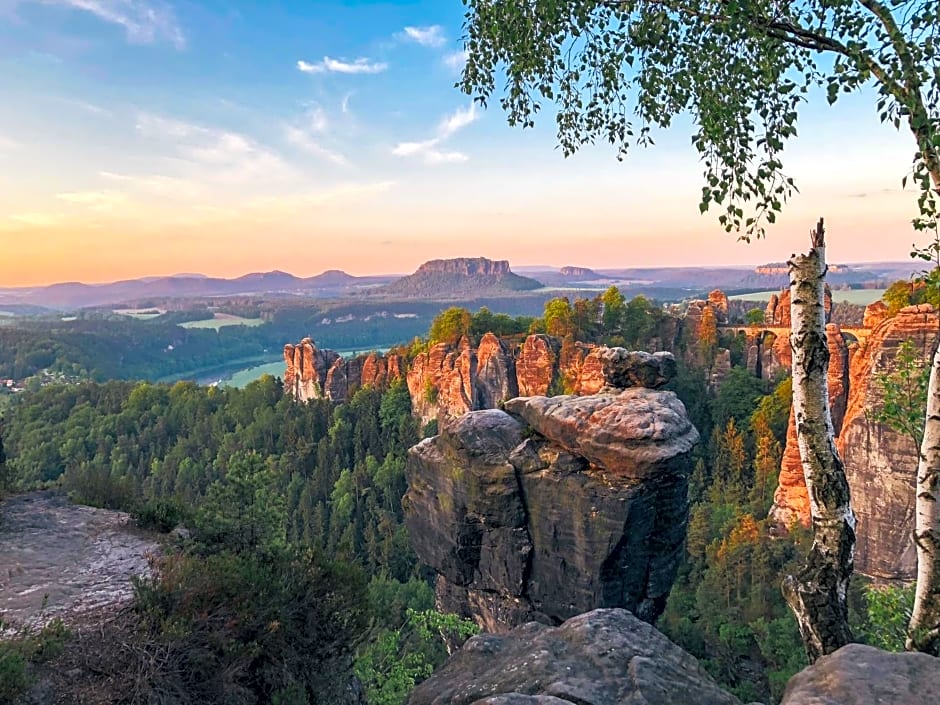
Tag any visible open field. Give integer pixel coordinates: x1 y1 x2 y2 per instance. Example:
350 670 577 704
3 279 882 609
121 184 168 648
179 313 265 330
729 289 887 305
114 307 165 320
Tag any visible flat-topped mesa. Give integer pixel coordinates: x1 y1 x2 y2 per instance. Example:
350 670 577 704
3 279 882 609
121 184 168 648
416 257 511 277
283 338 403 402
404 382 699 634
559 265 600 278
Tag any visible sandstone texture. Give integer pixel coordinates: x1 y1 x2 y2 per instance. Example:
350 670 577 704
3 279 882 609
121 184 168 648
404 354 698 633
863 300 889 329
406 337 679 425
284 338 403 403
407 609 742 705
780 643 940 705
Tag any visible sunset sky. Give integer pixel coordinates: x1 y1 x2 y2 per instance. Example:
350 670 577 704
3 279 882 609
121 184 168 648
0 0 927 286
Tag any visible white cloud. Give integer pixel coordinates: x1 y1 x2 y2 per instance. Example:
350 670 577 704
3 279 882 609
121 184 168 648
284 125 346 166
399 25 446 48
341 93 353 115
307 106 329 133
443 50 469 73
134 113 294 184
57 190 128 211
297 57 388 75
392 104 478 165
438 103 477 138
38 0 185 48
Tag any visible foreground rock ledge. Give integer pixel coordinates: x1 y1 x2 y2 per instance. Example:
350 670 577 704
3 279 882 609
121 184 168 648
404 380 699 633
407 608 741 705
780 643 940 705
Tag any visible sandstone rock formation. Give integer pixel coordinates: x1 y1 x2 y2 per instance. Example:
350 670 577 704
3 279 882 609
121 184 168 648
407 609 742 705
708 289 730 323
780 643 940 705
283 338 340 401
404 352 698 633
768 307 940 579
516 335 560 397
863 300 889 329
284 338 403 403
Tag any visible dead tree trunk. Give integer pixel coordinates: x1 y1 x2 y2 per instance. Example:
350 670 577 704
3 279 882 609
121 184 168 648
781 218 855 662
908 341 940 654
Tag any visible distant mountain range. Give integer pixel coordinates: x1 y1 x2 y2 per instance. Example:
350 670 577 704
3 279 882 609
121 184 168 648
0 259 920 311
0 270 393 310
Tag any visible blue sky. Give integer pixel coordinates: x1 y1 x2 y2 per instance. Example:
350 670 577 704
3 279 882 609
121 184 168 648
0 0 924 285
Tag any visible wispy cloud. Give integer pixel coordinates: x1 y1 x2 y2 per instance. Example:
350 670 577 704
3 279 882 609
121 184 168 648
398 25 446 48
134 113 294 184
37 0 185 48
296 57 387 75
438 104 477 138
284 126 346 166
57 190 128 211
443 50 468 73
392 104 478 165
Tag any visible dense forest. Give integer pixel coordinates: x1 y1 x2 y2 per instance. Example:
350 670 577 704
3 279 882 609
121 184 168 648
0 288 907 704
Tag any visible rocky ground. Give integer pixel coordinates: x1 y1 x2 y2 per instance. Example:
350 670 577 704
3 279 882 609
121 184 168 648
0 491 159 631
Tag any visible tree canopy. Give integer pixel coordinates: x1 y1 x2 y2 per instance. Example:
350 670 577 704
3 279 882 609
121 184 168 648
459 0 940 237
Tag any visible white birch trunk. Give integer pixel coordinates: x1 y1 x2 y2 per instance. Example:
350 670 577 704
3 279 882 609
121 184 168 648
908 343 940 654
781 218 856 662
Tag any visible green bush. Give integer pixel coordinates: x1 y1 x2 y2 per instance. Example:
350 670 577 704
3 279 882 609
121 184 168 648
133 497 186 532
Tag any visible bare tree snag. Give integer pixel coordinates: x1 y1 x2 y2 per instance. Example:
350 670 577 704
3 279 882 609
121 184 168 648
782 218 855 662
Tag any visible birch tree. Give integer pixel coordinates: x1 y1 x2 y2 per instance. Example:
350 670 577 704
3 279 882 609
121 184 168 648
457 0 939 658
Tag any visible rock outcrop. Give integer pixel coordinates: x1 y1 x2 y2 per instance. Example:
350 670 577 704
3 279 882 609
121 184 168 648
863 300 889 329
284 338 403 403
283 338 340 401
768 307 940 579
707 289 730 324
405 337 680 425
780 643 940 705
404 351 698 633
407 609 742 705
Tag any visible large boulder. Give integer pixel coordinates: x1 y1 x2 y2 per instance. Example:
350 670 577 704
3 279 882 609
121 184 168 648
780 643 940 705
404 381 698 632
407 609 742 705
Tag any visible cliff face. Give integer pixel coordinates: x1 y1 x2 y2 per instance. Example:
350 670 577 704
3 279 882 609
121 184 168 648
406 335 677 425
283 338 403 402
768 307 940 580
404 352 698 633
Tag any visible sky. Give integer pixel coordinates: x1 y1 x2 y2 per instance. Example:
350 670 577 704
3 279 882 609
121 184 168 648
0 0 928 286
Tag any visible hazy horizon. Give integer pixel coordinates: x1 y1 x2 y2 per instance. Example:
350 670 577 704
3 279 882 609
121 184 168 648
0 0 928 287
